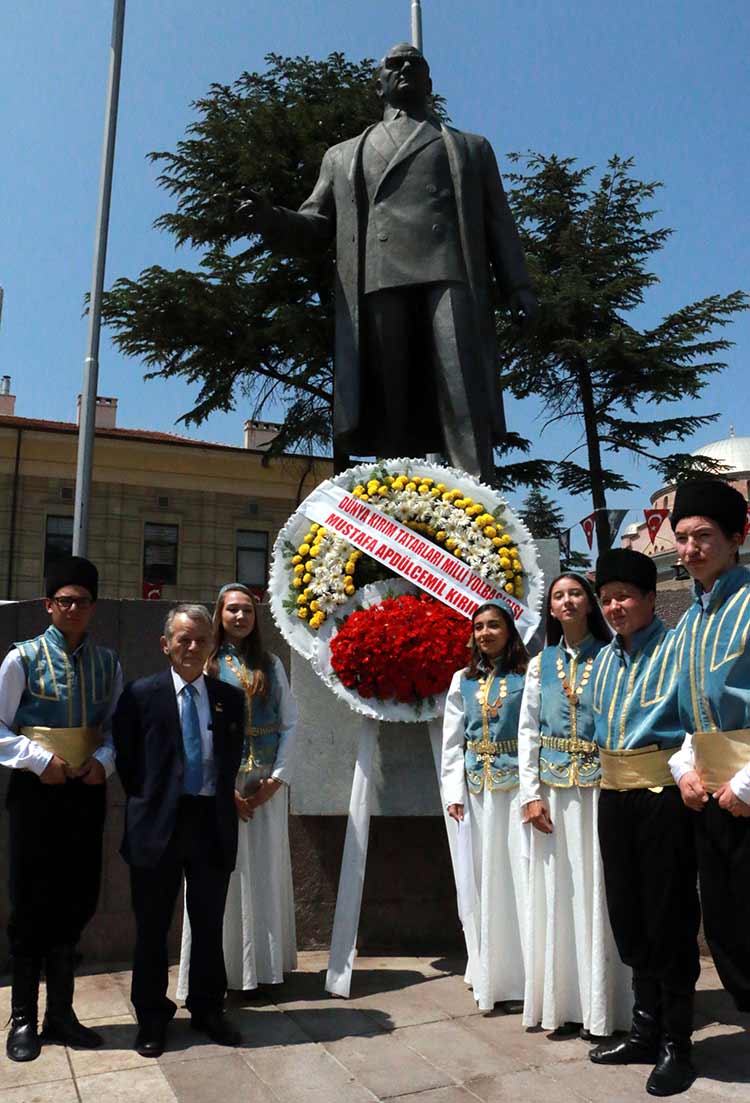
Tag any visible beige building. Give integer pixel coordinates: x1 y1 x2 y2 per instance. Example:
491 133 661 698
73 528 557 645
0 379 331 602
621 430 750 579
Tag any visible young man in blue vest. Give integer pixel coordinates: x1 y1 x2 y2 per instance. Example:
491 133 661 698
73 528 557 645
0 557 122 1062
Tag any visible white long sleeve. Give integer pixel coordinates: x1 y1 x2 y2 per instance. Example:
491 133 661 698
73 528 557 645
270 655 298 786
518 653 542 807
441 669 467 808
0 649 122 778
668 734 695 785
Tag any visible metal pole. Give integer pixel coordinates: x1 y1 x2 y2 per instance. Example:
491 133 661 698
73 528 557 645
73 0 126 556
411 0 423 50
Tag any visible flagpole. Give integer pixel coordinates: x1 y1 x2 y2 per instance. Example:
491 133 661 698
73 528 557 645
411 0 423 50
73 0 126 557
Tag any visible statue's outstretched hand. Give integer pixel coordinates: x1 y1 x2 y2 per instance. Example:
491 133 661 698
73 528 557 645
509 287 538 330
236 189 275 235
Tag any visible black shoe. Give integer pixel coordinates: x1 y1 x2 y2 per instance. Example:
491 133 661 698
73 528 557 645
190 1010 241 1046
646 1042 696 1097
135 1021 167 1058
495 1000 524 1015
6 955 42 1062
6 1019 42 1063
550 1020 582 1038
590 1035 660 1065
579 1027 610 1043
41 1010 102 1049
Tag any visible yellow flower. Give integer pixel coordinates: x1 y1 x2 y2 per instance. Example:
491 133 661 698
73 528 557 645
462 497 474 508
309 545 320 557
294 564 305 575
316 528 326 538
298 543 310 556
310 600 320 612
344 585 355 596
500 556 511 569
435 483 446 493
504 570 515 581
303 573 312 584
436 530 446 542
296 593 308 605
418 484 430 495
430 487 442 497
304 532 315 544
305 560 315 572
352 486 364 498
293 577 303 589
484 526 497 539
345 562 356 575
505 582 514 594
310 612 325 629
360 494 370 501
445 538 457 551
492 536 503 547
384 476 394 486
297 607 309 619
454 498 466 509
343 575 354 586
310 523 319 531
514 584 524 598
378 485 389 496
419 477 434 487
500 534 512 546
405 481 417 492
291 554 303 565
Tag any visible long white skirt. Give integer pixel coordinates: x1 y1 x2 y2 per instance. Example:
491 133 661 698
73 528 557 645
176 786 297 998
522 786 632 1034
457 788 528 1012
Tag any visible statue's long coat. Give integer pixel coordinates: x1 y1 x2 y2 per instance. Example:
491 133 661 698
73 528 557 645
271 122 532 455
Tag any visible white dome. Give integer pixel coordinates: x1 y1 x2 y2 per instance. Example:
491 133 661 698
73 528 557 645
691 434 750 475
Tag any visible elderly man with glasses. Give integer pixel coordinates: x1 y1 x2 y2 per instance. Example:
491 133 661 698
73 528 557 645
0 556 122 1062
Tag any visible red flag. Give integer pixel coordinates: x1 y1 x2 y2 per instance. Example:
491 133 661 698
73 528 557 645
644 508 670 545
143 580 163 600
581 512 597 549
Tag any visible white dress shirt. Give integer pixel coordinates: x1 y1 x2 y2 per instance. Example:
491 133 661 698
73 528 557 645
0 647 122 777
171 668 216 797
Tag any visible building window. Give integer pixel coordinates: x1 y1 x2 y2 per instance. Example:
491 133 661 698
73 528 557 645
143 522 179 585
44 516 74 573
236 530 269 592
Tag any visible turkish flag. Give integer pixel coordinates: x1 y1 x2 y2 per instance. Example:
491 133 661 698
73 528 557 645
581 512 597 549
644 508 670 545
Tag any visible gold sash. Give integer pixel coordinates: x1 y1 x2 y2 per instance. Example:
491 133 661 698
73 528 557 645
599 744 676 790
21 726 102 770
693 729 750 793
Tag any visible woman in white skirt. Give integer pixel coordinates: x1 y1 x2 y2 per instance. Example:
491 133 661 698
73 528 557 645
519 573 631 1039
177 584 298 997
442 601 529 1013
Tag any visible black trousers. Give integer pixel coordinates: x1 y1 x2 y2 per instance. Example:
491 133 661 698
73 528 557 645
598 787 701 994
694 799 750 1008
364 283 495 483
6 771 106 956
129 796 231 1024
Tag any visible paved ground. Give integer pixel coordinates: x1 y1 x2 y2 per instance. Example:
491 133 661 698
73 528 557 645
0 953 747 1102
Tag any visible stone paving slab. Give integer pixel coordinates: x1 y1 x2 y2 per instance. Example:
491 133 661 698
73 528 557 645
1 954 748 1103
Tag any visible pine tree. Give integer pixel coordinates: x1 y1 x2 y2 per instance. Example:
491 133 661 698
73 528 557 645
518 489 589 571
498 154 748 550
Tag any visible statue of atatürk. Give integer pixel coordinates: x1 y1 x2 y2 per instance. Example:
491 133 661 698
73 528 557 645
242 43 536 481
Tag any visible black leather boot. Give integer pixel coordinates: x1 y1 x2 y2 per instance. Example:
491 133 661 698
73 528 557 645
590 974 661 1065
646 989 695 1097
6 955 42 1062
41 946 102 1049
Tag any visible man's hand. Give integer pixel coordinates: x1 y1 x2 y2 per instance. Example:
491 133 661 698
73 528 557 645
234 790 253 822
236 190 275 234
678 770 709 812
40 754 68 785
713 782 750 818
521 798 553 834
447 803 464 822
75 757 106 785
245 777 283 813
509 287 538 330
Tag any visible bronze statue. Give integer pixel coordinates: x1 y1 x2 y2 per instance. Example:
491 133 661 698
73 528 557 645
242 43 536 481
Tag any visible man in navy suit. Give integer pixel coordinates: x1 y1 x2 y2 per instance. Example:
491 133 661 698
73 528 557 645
113 604 244 1057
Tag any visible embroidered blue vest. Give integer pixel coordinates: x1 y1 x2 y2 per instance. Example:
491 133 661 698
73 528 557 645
13 626 118 731
459 666 525 794
216 645 281 772
591 617 682 751
538 637 605 788
675 566 750 734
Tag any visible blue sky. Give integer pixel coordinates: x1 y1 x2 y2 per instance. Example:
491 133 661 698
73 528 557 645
2 1 748 555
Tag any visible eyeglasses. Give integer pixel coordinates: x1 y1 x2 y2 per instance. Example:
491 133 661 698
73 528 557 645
53 596 93 610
